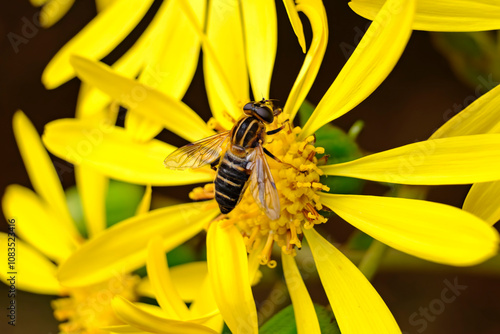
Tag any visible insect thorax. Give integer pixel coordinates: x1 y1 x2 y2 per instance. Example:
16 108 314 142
231 116 266 150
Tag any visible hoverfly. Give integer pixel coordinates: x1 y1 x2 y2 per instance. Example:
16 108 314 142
164 99 289 220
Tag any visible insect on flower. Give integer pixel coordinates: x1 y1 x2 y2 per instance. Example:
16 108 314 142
164 99 295 220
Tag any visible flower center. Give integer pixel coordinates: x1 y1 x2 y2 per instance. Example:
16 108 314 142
51 273 140 334
192 113 329 267
230 114 329 266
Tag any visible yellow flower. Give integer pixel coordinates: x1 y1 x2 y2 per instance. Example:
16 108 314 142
41 0 500 332
105 238 222 333
31 0 128 28
430 82 500 225
1 111 141 333
40 0 206 147
2 111 220 333
348 0 500 32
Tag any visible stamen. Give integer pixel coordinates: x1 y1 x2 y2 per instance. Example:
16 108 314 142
289 223 301 248
246 226 261 252
260 232 275 266
51 274 139 334
316 155 330 165
203 117 329 267
189 184 215 200
220 217 240 228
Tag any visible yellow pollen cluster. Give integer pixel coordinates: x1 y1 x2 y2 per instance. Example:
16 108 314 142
229 114 329 266
51 273 140 334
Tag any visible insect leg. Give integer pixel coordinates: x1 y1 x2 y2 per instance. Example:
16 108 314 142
266 119 289 136
263 147 302 172
210 157 221 170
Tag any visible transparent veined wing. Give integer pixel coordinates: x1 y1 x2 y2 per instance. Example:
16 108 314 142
248 145 280 220
164 131 230 170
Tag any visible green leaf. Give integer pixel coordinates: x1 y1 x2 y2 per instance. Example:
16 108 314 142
315 304 341 334
299 100 365 194
432 31 500 90
66 186 87 238
66 179 146 237
346 230 374 251
260 303 340 334
106 179 145 226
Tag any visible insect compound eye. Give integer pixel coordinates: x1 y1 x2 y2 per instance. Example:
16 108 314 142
243 102 254 111
255 106 274 123
243 102 255 116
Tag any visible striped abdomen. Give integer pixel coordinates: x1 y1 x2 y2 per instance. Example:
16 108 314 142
214 151 250 214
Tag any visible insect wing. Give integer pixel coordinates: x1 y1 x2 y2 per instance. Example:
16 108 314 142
248 146 280 220
164 131 230 170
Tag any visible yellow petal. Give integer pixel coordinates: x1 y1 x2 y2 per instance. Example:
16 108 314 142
39 0 75 28
104 325 150 333
95 0 118 12
13 111 80 239
177 0 242 124
135 302 171 318
247 239 264 285
112 297 218 334
241 0 277 100
349 0 500 32
282 0 306 53
75 21 153 118
42 0 154 89
321 134 500 185
2 185 76 263
204 0 249 130
126 0 205 142
319 193 499 266
303 227 400 333
141 0 204 99
42 118 214 186
300 0 415 139
463 181 500 226
189 277 224 333
75 166 108 238
124 111 165 143
284 0 328 122
0 233 62 295
146 237 190 319
135 185 152 216
30 0 49 6
74 108 115 237
207 222 258 334
137 262 208 302
430 83 500 139
70 56 214 142
57 202 218 287
170 262 208 301
83 0 199 119
76 82 113 119
282 253 321 334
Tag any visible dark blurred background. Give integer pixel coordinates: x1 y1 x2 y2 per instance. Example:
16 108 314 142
1 0 499 333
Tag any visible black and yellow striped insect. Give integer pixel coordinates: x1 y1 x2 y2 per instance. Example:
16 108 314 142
164 99 287 220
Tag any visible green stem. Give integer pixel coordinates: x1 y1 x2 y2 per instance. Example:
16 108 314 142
347 120 364 140
357 240 387 281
